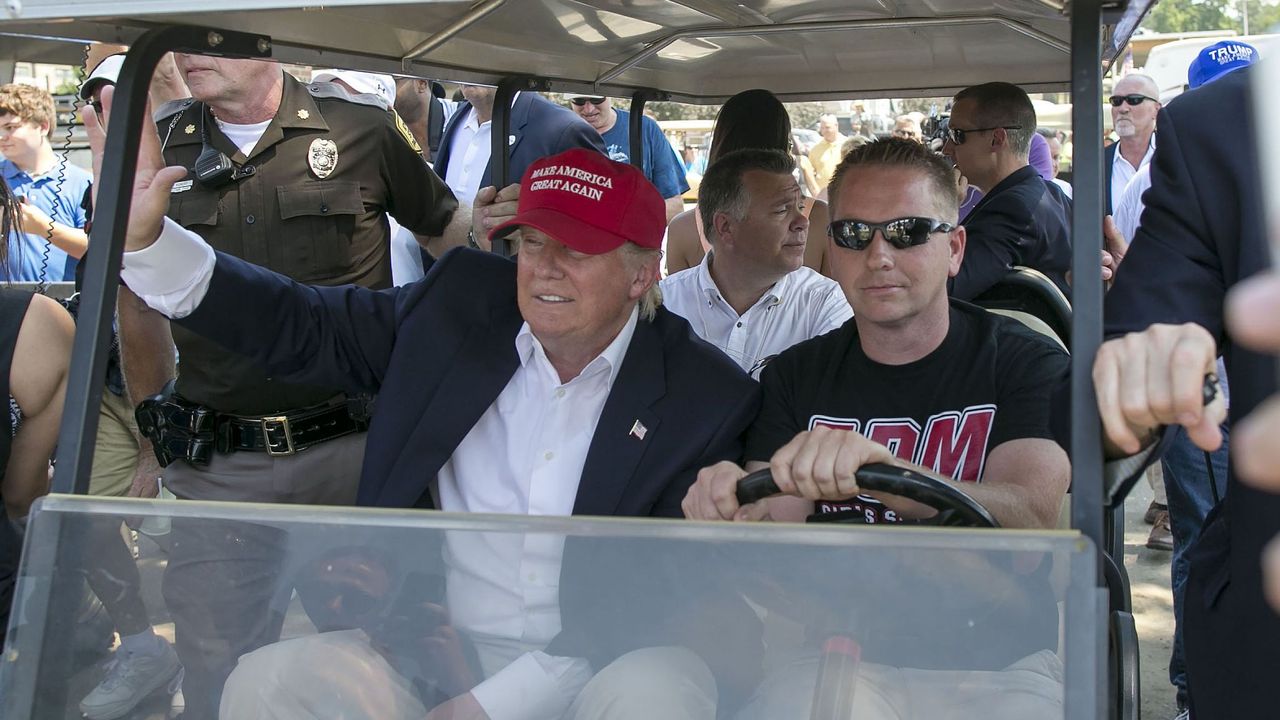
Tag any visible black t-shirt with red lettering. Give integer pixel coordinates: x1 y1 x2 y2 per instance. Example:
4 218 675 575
746 300 1068 523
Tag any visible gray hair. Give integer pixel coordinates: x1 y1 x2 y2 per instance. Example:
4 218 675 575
621 243 664 321
697 148 797 245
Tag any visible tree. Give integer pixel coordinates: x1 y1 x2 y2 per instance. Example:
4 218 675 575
784 102 830 132
1142 0 1280 34
1252 0 1280 32
1144 0 1233 33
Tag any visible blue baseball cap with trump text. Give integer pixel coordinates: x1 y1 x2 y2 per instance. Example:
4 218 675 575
1188 40 1260 90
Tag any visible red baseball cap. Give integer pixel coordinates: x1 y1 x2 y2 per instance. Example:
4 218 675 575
489 148 665 253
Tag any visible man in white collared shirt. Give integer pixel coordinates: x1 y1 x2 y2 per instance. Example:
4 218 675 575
89 77 757 719
661 149 851 378
1106 73 1159 215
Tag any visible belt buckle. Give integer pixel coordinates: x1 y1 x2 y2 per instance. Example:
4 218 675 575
261 415 296 456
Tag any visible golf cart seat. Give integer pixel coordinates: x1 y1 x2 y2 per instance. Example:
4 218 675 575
972 267 1072 350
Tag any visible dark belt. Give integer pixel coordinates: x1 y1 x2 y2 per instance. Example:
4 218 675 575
218 404 369 456
137 386 372 466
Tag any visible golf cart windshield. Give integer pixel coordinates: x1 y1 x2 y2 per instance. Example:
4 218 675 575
2 496 1099 719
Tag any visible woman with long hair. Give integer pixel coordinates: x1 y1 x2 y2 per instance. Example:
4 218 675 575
665 89 831 276
0 173 75 642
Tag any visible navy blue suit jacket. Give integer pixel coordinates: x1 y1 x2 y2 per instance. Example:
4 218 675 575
435 93 605 189
952 165 1073 300
1102 65 1276 717
179 248 760 518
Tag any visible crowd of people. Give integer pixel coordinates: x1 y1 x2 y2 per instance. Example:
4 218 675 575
0 35 1275 720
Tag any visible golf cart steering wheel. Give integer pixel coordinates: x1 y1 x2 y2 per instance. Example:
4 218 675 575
735 463 999 528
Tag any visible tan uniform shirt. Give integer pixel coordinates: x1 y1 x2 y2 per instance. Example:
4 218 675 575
157 73 456 414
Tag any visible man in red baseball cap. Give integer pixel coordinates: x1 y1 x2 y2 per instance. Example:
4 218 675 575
489 148 669 382
106 114 759 718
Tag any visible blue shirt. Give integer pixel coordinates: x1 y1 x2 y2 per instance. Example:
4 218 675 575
2 157 92 282
599 109 690 200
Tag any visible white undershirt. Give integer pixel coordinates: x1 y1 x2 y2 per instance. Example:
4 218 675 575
660 253 852 378
214 118 273 157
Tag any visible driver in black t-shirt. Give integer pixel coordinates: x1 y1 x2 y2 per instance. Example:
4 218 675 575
683 138 1070 530
680 137 1073 720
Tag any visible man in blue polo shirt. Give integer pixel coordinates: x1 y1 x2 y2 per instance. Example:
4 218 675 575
568 95 689 221
0 83 92 282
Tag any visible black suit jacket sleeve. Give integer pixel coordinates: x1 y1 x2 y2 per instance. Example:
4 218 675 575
177 247 463 396
1103 107 1229 342
952 168 1071 301
951 198 1031 301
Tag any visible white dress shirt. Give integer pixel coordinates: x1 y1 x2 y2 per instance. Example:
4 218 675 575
660 253 852 378
121 221 637 720
446 309 636 720
387 216 426 286
443 107 492 205
1110 133 1155 213
443 94 520 205
1113 165 1152 242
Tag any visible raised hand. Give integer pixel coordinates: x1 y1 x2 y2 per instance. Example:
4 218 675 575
84 85 188 252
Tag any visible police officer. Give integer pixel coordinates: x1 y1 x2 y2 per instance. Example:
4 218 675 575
114 56 461 720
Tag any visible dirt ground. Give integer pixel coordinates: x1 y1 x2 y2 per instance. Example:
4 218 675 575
1124 476 1179 720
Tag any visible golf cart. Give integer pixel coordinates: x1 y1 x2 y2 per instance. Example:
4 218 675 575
0 1 1155 718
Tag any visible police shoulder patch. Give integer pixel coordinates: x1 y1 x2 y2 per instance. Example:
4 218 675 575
306 82 389 111
393 110 423 153
153 98 195 122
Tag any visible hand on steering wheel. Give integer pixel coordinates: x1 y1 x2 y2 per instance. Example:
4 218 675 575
683 427 998 527
736 463 998 528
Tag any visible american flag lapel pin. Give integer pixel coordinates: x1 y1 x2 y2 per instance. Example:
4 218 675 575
629 420 648 441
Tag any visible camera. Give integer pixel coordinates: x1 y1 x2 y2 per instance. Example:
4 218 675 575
922 113 950 150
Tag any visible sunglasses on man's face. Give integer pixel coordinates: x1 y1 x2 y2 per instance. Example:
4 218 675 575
570 97 607 107
828 217 955 251
1109 94 1157 107
297 581 383 617
945 125 1020 146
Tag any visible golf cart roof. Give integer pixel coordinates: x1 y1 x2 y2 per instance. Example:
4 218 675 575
2 0 1153 102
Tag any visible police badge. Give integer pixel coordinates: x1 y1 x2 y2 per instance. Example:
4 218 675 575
308 138 338 179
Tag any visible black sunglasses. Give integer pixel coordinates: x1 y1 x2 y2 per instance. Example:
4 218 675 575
945 125 1021 146
297 581 383 616
570 97 607 106
828 217 955 251
1109 94 1157 107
